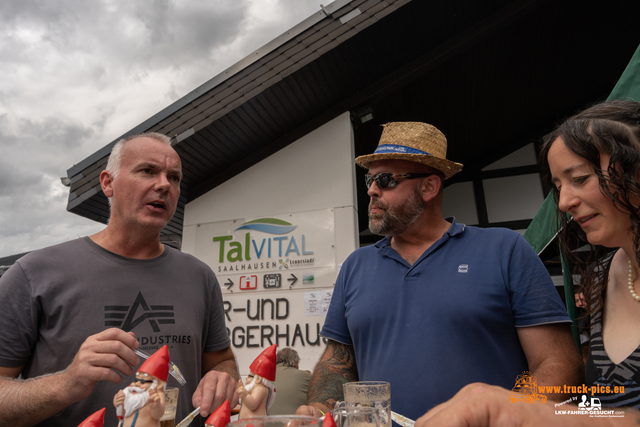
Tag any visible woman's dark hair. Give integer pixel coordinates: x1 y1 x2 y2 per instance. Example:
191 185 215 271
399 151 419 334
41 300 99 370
539 100 640 315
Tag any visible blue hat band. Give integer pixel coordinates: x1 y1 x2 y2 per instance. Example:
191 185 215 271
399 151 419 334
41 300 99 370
373 144 433 156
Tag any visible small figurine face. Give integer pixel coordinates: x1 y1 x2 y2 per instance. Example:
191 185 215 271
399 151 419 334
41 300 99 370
130 372 156 391
246 374 263 386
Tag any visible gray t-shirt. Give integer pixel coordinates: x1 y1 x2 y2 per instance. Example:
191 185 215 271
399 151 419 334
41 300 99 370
0 237 230 426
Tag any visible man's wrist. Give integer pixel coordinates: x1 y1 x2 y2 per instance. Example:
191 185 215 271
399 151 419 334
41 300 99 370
211 359 240 382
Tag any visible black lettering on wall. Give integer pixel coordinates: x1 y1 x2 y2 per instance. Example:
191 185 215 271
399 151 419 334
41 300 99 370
232 326 245 347
292 324 304 346
247 300 260 320
276 298 289 319
306 323 321 346
262 299 274 320
261 325 274 347
223 301 232 322
276 324 290 347
247 325 259 348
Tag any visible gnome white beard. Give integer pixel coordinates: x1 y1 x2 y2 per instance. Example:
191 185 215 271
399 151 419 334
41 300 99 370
242 376 276 409
244 376 257 393
120 386 150 418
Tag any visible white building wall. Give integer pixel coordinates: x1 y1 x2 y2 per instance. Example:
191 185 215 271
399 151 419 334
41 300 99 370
182 112 358 373
442 143 544 234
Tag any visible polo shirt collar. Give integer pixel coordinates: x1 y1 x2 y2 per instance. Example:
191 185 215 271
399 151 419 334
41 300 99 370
374 217 465 250
444 216 465 237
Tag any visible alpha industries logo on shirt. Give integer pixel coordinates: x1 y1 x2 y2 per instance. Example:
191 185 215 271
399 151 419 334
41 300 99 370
104 291 175 332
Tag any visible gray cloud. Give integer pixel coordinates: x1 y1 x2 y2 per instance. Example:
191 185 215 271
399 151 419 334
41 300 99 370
0 0 320 258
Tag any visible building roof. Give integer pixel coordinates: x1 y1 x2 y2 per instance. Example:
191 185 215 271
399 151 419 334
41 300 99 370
65 0 640 243
0 251 29 277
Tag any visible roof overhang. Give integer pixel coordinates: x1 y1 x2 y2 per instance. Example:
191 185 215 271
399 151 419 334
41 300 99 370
65 0 640 241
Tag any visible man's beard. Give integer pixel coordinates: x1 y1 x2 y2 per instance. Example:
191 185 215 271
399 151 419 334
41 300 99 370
368 184 426 236
123 387 150 418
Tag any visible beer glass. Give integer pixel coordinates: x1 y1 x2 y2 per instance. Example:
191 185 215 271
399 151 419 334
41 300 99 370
228 415 320 427
331 406 380 427
340 381 390 427
160 387 180 427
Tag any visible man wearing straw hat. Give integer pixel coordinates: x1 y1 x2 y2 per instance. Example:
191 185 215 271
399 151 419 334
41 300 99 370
298 122 583 422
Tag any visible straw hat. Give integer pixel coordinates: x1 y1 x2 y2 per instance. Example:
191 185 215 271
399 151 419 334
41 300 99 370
355 122 463 179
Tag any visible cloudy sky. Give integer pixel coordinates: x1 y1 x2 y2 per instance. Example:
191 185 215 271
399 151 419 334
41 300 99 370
0 0 322 258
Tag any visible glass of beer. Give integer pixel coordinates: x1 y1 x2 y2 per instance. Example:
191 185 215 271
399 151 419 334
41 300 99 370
160 387 179 427
340 381 390 427
331 406 380 427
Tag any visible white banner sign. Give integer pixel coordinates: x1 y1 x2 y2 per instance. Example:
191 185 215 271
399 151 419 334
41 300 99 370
223 289 332 373
195 209 336 293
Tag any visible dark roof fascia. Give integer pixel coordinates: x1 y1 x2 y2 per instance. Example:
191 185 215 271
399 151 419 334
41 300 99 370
66 0 354 179
0 251 30 267
67 185 99 211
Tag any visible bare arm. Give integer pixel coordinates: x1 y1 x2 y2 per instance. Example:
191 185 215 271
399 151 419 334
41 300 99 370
0 368 75 427
0 328 139 427
298 340 358 416
147 386 166 420
416 383 629 427
517 323 584 401
193 346 240 417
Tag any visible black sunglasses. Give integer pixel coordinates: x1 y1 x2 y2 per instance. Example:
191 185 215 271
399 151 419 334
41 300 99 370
365 172 434 189
134 378 155 385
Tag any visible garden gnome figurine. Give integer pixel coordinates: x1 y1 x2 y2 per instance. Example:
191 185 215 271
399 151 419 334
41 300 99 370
323 412 337 427
237 344 277 419
113 345 170 427
78 408 106 427
205 400 231 427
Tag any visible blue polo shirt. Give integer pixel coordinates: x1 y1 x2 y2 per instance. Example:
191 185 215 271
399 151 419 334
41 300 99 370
321 218 571 420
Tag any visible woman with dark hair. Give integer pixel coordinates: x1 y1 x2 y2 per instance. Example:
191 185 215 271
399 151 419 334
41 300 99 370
414 100 640 427
540 99 640 409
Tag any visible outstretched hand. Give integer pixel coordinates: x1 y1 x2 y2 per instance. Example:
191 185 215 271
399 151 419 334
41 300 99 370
416 383 588 427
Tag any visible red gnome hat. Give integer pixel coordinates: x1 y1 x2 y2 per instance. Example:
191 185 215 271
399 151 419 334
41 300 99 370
249 344 277 382
323 412 337 427
138 345 170 382
205 399 231 427
78 408 106 427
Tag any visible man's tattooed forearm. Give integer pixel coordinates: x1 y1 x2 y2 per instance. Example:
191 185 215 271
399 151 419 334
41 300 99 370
308 341 358 408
